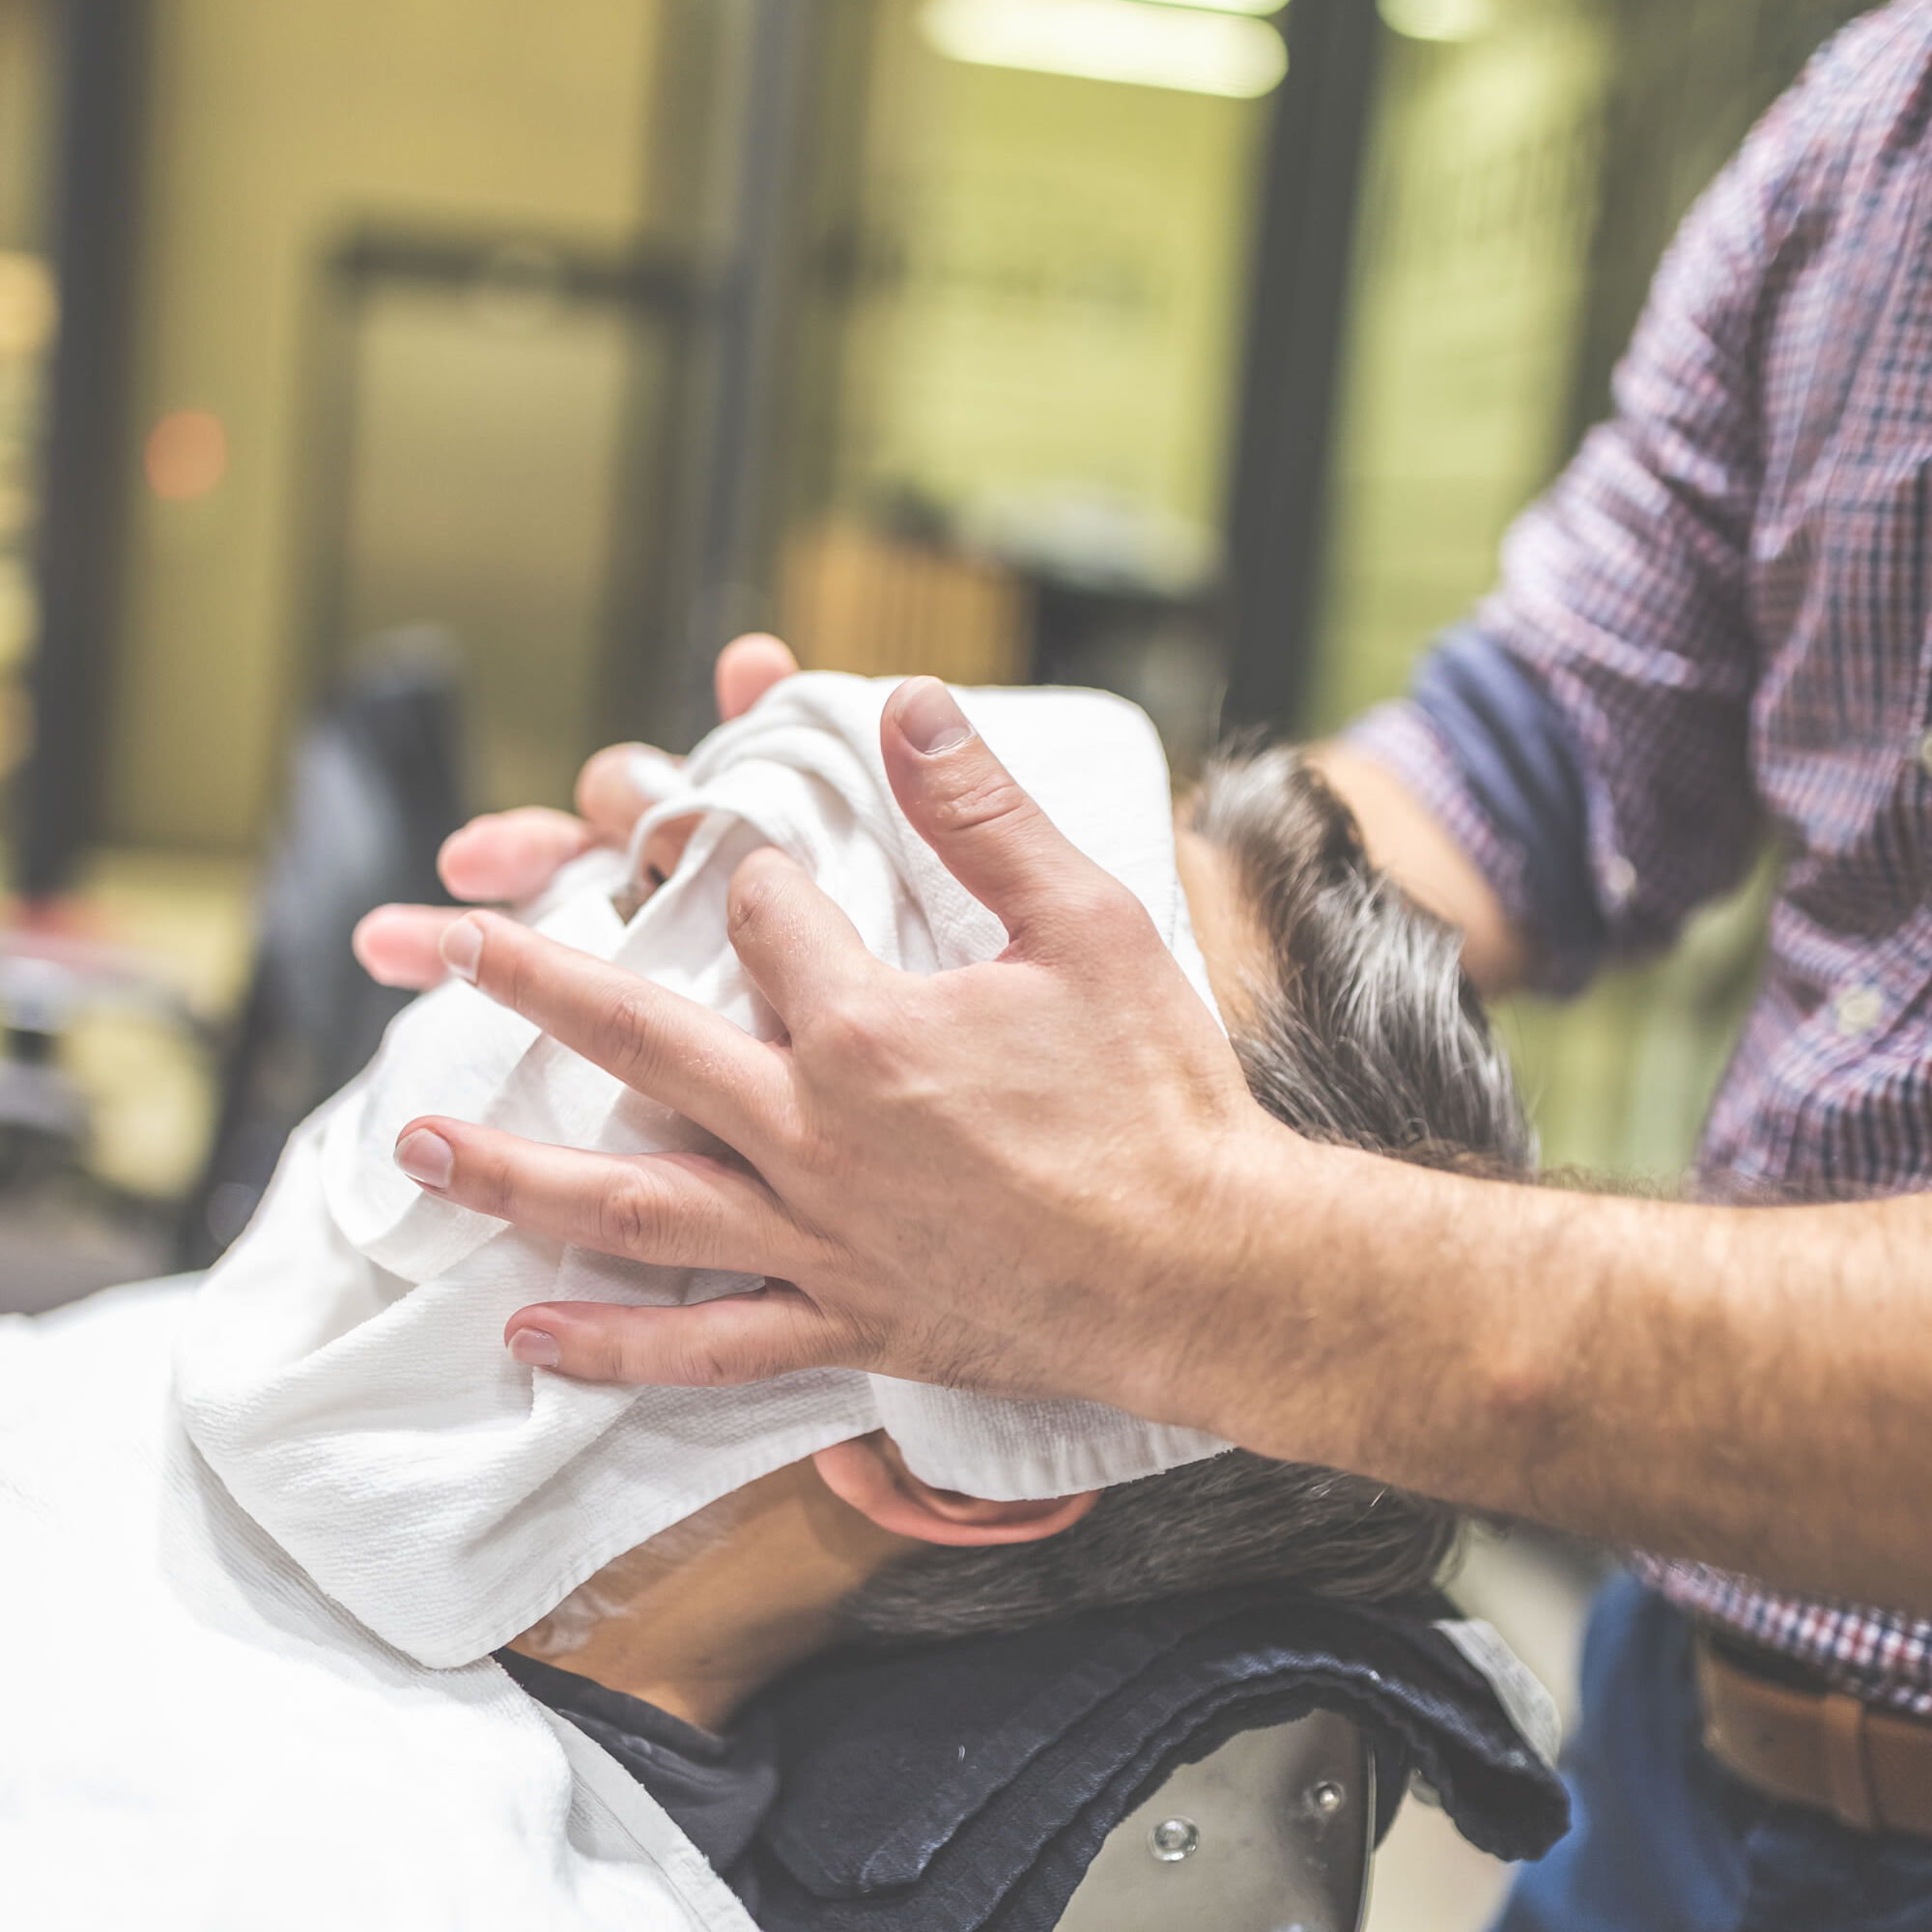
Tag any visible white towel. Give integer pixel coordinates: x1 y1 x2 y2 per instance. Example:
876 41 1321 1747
2 1282 756 1932
177 674 1228 1668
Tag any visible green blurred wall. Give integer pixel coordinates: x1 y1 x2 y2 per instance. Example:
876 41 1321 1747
823 0 1267 575
0 0 51 250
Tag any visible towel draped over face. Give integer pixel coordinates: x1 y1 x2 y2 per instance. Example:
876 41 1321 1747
175 675 1229 1668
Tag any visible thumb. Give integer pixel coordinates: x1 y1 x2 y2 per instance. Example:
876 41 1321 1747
880 678 1114 954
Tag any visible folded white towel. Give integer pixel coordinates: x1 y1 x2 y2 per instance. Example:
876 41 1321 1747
177 674 1228 1668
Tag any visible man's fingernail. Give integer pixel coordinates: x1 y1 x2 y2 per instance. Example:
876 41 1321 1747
896 678 974 755
394 1128 455 1189
509 1327 561 1369
440 916 483 982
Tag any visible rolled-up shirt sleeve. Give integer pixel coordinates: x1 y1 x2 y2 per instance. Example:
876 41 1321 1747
1345 51 1829 992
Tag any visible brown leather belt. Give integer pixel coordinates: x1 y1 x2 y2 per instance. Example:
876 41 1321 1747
1693 1630 1932 1835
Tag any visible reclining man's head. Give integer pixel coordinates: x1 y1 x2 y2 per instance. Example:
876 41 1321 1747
508 744 1531 1733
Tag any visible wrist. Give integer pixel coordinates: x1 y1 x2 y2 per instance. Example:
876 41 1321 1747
1169 1130 1528 1490
1138 1114 1350 1450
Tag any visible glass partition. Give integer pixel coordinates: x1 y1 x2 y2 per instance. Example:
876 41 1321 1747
773 0 1283 772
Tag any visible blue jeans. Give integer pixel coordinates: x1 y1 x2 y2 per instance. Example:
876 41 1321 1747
1495 1576 1932 1932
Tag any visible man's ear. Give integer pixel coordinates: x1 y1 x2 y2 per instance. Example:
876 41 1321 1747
812 1434 1098 1548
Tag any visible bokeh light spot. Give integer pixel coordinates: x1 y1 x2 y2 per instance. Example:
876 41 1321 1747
145 409 228 501
0 252 57 359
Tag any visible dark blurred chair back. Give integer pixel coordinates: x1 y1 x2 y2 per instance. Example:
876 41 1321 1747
177 651 466 1268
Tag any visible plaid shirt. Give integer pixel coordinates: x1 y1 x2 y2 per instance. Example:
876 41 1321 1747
1353 0 1932 1714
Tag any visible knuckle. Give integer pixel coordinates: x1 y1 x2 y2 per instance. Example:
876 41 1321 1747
669 1335 747 1388
725 853 789 941
1032 872 1151 957
1077 878 1151 942
464 1141 519 1219
591 983 663 1086
723 1330 796 1386
832 1311 885 1376
1058 867 1115 918
808 986 887 1065
597 1170 667 1257
588 1329 645 1384
928 768 1037 839
489 926 541 1008
760 1100 815 1174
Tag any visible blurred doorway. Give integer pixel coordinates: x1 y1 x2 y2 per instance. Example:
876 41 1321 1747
301 228 694 816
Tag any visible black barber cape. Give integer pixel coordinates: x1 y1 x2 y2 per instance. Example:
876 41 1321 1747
502 1588 1569 1932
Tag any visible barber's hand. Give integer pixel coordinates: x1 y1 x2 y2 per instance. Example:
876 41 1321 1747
352 635 799 990
392 677 1274 1426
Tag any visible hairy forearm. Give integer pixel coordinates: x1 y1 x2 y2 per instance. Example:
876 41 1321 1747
1192 1131 1932 1611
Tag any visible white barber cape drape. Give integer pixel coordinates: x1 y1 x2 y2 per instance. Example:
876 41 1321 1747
0 1280 758 1932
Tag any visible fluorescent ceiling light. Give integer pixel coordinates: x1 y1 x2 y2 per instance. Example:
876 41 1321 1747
1131 0 1284 14
1378 0 1494 42
921 0 1289 99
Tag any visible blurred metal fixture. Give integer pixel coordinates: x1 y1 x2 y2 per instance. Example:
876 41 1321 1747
1055 1711 1375 1931
670 0 831 747
1147 1814 1201 1861
467 241 571 335
1221 0 1380 733
22 0 150 895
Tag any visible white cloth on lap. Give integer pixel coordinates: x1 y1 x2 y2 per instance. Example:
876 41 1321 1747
176 674 1229 1669
0 1282 756 1932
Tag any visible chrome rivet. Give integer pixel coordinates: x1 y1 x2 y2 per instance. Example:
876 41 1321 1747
1309 1780 1346 1816
1148 1816 1199 1862
1834 983 1884 1037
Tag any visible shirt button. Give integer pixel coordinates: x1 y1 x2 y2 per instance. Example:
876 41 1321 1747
1604 855 1636 906
1834 983 1885 1037
1918 729 1932 777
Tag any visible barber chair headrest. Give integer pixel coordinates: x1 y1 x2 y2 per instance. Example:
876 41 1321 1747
727 1586 1568 1932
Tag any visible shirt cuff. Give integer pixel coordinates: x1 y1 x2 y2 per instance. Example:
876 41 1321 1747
1344 699 1596 995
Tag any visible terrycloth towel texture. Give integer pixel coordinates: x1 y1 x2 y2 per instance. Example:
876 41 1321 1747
507 1593 1571 1932
727 1591 1571 1931
175 674 1227 1668
0 1281 758 1932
